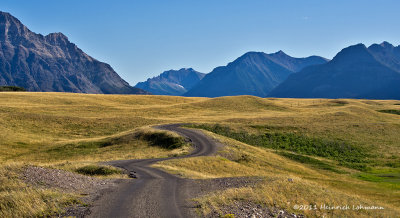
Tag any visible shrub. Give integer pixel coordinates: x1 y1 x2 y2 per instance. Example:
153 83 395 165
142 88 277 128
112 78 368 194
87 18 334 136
76 165 121 176
135 131 185 149
0 86 26 92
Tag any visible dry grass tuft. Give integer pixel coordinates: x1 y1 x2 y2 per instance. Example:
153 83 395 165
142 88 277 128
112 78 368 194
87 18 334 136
0 163 80 217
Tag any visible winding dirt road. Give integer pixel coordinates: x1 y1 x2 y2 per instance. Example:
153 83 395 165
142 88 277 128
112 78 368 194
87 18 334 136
88 124 218 218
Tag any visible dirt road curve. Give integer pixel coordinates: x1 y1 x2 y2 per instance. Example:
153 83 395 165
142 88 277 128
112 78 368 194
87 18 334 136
88 124 218 218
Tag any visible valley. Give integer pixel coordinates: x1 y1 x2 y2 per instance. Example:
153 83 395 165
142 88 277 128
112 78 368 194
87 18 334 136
0 92 399 217
1 3 399 218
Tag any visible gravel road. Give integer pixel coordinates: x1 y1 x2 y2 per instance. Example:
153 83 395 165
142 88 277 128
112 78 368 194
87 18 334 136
88 124 219 218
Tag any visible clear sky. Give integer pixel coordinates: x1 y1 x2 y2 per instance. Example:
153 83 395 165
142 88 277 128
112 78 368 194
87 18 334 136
1 0 399 85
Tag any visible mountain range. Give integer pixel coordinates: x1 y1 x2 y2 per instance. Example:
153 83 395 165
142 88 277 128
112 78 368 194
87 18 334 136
135 68 205 95
269 42 400 99
183 51 328 97
2 11 399 100
0 11 147 94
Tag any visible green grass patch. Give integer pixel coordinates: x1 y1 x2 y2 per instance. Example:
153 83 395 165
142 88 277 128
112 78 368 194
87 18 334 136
189 124 369 171
0 86 26 92
250 125 299 131
278 152 345 173
378 109 400 115
75 165 122 176
135 131 186 149
357 173 386 182
355 168 400 189
386 161 400 168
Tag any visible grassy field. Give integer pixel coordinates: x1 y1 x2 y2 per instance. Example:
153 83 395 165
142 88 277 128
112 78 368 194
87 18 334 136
0 92 399 217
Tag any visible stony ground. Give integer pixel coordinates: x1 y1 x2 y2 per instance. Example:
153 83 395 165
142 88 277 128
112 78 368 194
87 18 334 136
22 166 114 192
205 201 304 218
187 177 264 196
21 165 118 217
21 166 303 217
185 177 303 218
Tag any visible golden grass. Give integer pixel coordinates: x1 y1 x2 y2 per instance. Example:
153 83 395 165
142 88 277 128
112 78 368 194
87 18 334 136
0 163 80 217
196 179 398 217
0 92 399 217
155 130 400 217
2 126 190 164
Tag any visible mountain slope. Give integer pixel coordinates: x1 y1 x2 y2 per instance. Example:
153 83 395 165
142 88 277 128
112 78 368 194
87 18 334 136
135 68 205 95
269 43 400 99
267 50 329 72
0 11 147 94
184 51 327 97
368 41 400 72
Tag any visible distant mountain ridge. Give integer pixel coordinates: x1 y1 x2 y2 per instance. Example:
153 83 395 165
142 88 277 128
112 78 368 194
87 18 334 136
0 11 148 94
184 51 328 97
368 41 400 72
269 43 400 99
267 50 329 72
135 68 205 96
2 11 398 99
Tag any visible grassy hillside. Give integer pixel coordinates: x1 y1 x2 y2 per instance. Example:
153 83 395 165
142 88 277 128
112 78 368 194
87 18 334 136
0 92 399 217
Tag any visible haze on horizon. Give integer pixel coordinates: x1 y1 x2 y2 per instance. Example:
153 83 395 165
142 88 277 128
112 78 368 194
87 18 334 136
1 0 399 85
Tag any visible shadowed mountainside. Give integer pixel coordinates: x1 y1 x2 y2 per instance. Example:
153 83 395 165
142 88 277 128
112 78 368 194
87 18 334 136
0 11 148 94
269 43 400 99
184 51 328 97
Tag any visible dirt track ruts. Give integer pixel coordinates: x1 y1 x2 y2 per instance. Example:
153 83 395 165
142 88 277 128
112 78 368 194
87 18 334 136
88 124 218 218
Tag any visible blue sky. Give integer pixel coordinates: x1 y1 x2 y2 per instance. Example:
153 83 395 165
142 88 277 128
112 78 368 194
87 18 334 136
1 0 399 85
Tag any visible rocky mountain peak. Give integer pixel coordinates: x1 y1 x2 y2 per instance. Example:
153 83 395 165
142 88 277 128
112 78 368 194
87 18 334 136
0 11 17 24
275 50 288 56
380 41 394 48
179 67 194 71
331 43 376 64
45 32 69 41
135 68 205 96
44 32 71 47
233 52 268 66
369 41 395 51
0 11 147 94
0 11 32 41
268 50 290 60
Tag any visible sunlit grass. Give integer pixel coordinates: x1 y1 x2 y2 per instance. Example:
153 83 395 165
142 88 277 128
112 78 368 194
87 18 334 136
0 92 399 217
0 163 81 217
155 130 400 217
